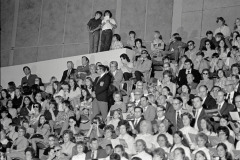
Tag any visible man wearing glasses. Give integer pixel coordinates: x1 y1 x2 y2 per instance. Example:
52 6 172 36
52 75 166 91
54 146 68 160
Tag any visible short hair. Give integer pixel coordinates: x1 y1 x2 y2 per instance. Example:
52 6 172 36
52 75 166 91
110 61 118 68
117 120 131 133
157 105 166 111
104 10 112 18
193 96 203 101
90 137 98 143
140 96 148 101
120 53 130 62
195 132 208 146
181 112 193 122
113 91 122 99
217 126 230 138
82 56 89 63
196 51 204 57
163 56 170 61
106 144 113 149
153 148 167 160
98 65 106 72
173 97 183 103
172 33 180 37
206 30 213 35
110 153 121 160
23 66 30 71
184 59 193 65
19 126 26 133
129 31 136 36
95 11 102 16
67 61 74 67
104 125 114 133
187 40 195 45
25 147 35 157
135 38 143 46
199 85 208 91
113 34 121 41
216 17 225 24
134 106 143 113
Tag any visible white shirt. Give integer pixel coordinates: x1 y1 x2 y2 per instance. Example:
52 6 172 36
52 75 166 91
202 96 207 104
117 134 136 155
152 132 173 146
72 153 86 160
218 101 225 111
194 107 203 130
214 25 231 37
132 151 152 160
112 70 117 77
235 83 239 92
102 17 116 30
185 69 192 74
226 91 234 104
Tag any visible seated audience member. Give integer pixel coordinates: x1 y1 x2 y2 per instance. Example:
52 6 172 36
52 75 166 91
19 96 33 118
161 70 176 96
120 53 134 81
60 61 76 83
131 107 144 134
177 59 201 87
217 126 235 154
210 86 221 100
153 105 167 125
186 73 198 93
0 110 12 131
134 38 146 59
41 147 55 160
202 39 216 60
109 61 123 90
113 145 129 160
192 133 211 160
140 96 156 122
209 53 225 74
199 30 217 51
194 52 210 73
132 139 152 160
105 144 114 157
214 69 227 89
7 123 18 141
29 103 42 130
161 62 176 81
67 116 79 134
12 87 23 109
167 97 184 132
86 116 104 139
0 130 12 153
74 56 90 80
150 31 165 57
196 69 214 91
111 34 123 50
214 17 231 38
215 143 233 160
72 141 86 160
170 131 191 160
86 138 108 159
135 120 154 149
225 79 238 105
109 91 126 113
25 147 39 160
217 38 230 63
54 145 69 160
98 125 114 149
198 85 216 110
66 78 81 103
127 31 136 49
107 109 122 129
192 96 207 131
199 117 216 136
54 100 74 135
219 115 235 143
157 95 173 114
133 50 152 82
232 74 240 93
60 130 75 158
1 89 11 107
42 134 57 158
45 76 57 95
22 120 34 138
185 40 198 61
163 33 187 61
21 66 38 87
177 55 188 75
234 18 240 33
152 148 167 160
100 10 117 52
6 127 29 160
7 81 16 100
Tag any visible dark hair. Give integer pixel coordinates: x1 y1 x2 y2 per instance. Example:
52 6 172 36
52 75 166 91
69 116 79 127
174 147 186 158
135 38 143 48
184 59 193 67
95 11 102 16
217 143 233 160
212 52 219 58
62 100 73 111
196 51 204 57
217 69 226 78
187 40 195 45
110 153 121 160
113 34 121 41
8 81 16 92
115 145 129 159
23 66 30 71
22 96 33 107
153 148 167 160
217 126 229 138
80 87 92 102
195 150 208 160
181 112 193 123
117 120 131 134
63 129 74 142
52 81 62 94
104 10 112 18
204 39 215 50
90 137 98 143
134 106 143 113
206 30 213 35
98 65 107 72
69 78 78 91
157 134 172 148
129 31 136 36
82 56 89 63
216 17 226 25
25 147 35 157
181 84 191 94
1 89 11 99
120 53 130 62
131 157 142 160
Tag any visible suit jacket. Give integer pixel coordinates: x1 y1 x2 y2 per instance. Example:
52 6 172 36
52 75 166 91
236 83 240 93
134 58 152 78
85 149 107 160
203 94 217 110
143 105 156 122
74 64 90 80
177 69 201 87
192 108 207 130
167 110 184 133
93 73 111 102
131 117 145 133
21 74 38 87
216 102 235 116
111 69 123 90
226 91 238 106
60 69 76 83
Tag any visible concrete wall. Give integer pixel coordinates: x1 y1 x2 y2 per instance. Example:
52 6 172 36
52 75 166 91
1 0 173 67
178 0 240 48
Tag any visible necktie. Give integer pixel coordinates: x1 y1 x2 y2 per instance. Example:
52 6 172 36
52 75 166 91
91 151 95 159
227 93 231 103
134 119 138 127
195 109 198 119
67 70 71 77
187 70 190 74
177 111 182 130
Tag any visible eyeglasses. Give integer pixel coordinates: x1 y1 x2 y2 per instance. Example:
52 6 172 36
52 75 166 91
206 43 210 45
188 44 193 46
202 73 208 75
54 149 61 152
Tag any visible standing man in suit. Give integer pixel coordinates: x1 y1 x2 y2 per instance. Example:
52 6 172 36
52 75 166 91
60 61 76 83
132 106 145 134
167 97 184 132
92 65 111 120
74 56 90 81
198 85 216 110
213 90 235 121
177 59 201 87
140 96 156 122
21 66 38 87
85 138 107 160
225 79 238 105
109 61 123 90
133 50 152 82
192 96 207 131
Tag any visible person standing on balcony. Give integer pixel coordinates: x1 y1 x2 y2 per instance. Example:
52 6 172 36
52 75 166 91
100 10 117 52
87 11 102 53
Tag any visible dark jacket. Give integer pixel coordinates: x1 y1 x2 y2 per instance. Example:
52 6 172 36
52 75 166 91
93 73 111 102
60 69 76 83
177 69 201 86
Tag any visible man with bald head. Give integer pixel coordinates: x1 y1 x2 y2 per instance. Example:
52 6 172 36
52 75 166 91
198 85 216 110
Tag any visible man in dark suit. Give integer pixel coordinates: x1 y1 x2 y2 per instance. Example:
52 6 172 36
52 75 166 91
86 138 107 160
157 95 173 116
131 106 145 134
177 59 201 87
225 79 238 105
212 90 235 121
232 74 240 93
21 66 38 87
74 56 90 80
198 85 216 110
60 61 76 83
192 96 207 131
166 97 184 132
140 96 156 122
92 65 111 120
231 95 240 118
109 61 123 90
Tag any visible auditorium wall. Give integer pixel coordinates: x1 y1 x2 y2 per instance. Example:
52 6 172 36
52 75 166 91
1 0 173 67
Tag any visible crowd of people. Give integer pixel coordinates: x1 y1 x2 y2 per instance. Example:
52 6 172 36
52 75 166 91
1 9 240 160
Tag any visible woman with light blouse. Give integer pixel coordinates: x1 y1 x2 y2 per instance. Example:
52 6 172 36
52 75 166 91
196 69 214 91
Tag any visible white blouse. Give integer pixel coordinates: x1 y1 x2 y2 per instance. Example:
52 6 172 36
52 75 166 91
66 87 81 100
192 147 211 160
171 144 191 160
132 151 152 160
116 134 136 155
